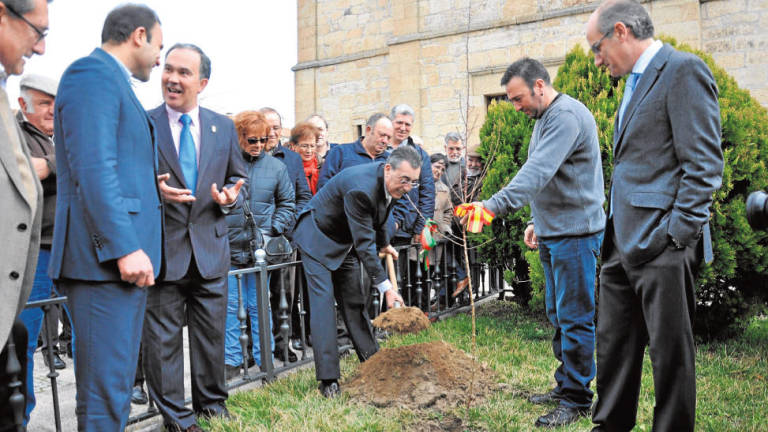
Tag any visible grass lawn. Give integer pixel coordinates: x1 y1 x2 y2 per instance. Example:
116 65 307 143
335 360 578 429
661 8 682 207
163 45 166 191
204 301 768 431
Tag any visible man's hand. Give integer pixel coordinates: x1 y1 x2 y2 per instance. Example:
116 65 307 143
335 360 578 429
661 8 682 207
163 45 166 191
459 201 483 226
117 249 155 287
157 173 195 203
379 244 398 260
30 157 50 180
524 224 538 249
211 179 245 206
384 288 405 309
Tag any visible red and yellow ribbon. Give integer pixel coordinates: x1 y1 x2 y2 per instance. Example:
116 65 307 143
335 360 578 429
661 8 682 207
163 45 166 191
419 219 438 269
454 203 495 233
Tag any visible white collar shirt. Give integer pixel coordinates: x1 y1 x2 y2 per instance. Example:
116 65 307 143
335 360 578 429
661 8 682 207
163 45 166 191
165 104 201 165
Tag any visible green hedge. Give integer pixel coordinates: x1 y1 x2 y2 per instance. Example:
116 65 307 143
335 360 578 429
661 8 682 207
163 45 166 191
477 39 768 339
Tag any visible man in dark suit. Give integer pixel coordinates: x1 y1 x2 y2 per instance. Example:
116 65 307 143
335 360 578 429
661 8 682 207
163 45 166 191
294 146 418 398
49 5 162 430
0 0 48 428
144 43 245 432
586 1 723 430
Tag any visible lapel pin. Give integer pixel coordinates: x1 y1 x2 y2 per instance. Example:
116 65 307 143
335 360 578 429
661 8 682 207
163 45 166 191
211 125 217 133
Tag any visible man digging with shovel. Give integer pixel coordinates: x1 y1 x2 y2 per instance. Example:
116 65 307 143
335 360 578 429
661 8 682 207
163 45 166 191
293 145 419 398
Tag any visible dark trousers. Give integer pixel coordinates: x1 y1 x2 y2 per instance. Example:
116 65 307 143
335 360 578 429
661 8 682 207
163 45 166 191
143 260 228 429
301 251 378 381
592 234 700 432
269 250 297 352
61 279 146 431
0 319 28 432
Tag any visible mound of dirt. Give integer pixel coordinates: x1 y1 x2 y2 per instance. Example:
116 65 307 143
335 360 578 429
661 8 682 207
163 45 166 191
371 306 430 334
345 340 498 410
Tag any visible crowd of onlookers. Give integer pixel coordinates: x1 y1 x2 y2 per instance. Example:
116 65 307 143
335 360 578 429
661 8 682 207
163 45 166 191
1 3 488 428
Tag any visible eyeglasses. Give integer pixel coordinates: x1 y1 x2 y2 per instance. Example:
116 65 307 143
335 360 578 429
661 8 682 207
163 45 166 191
246 136 268 145
398 176 419 187
590 28 614 55
6 4 47 44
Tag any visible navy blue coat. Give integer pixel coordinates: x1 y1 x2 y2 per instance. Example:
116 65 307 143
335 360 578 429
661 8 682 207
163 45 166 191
150 104 247 281
317 138 388 190
49 48 163 281
272 142 312 235
226 151 295 265
293 163 395 285
392 138 435 238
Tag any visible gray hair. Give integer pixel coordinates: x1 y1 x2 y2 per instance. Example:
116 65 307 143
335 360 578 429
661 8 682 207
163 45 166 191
597 0 654 40
389 103 415 120
19 88 34 114
166 43 211 80
306 114 328 129
3 0 49 15
387 143 422 171
366 112 389 129
444 132 462 145
259 107 282 127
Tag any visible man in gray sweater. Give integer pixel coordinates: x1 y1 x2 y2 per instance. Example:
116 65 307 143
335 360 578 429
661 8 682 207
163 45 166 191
475 58 606 428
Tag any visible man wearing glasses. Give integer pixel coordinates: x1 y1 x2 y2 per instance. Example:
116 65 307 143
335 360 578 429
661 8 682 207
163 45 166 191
293 145 413 399
463 57 605 428
586 1 722 430
0 0 48 428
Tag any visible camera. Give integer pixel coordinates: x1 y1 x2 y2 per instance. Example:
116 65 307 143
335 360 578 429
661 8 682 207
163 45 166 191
746 190 768 230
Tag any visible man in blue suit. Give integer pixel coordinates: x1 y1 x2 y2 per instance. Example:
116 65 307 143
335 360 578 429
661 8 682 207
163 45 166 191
294 146 419 398
48 5 163 430
586 2 723 430
144 43 245 432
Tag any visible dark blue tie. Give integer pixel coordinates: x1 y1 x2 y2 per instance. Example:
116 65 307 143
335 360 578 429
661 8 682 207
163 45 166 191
179 113 197 195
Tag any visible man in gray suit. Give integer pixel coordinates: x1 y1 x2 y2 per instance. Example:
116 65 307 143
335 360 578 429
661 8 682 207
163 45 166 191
0 0 48 428
586 1 723 431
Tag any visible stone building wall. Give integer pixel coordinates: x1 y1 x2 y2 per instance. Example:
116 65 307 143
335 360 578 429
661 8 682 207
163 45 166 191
294 0 768 154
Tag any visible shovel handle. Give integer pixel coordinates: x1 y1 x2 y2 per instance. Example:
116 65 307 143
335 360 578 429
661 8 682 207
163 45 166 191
385 254 398 293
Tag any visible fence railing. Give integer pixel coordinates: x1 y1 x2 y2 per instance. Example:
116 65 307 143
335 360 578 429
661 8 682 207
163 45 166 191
19 240 508 429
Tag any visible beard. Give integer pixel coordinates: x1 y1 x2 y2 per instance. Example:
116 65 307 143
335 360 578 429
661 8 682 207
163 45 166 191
467 167 482 177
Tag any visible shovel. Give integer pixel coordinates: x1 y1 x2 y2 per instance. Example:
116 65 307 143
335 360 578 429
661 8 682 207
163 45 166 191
378 252 401 308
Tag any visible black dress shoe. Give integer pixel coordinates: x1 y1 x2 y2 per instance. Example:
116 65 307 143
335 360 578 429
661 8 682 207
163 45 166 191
274 348 297 363
528 389 562 405
535 406 589 428
319 380 340 399
131 385 148 405
197 405 231 421
225 364 241 381
43 351 66 370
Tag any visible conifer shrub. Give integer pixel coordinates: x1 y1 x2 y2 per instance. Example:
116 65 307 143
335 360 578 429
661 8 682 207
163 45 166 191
477 40 768 338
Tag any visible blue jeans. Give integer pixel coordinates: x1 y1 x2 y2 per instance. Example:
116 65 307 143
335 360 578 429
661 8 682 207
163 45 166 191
225 267 274 367
539 231 603 409
18 249 73 424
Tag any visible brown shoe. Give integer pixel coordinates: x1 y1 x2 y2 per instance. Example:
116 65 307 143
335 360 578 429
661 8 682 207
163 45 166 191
452 277 469 297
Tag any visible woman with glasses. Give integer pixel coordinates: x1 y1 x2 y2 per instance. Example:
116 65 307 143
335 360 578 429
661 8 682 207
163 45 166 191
289 121 321 195
224 111 295 378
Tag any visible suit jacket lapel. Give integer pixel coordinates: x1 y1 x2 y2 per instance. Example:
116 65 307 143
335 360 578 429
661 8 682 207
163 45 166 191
613 44 671 158
0 87 35 209
152 105 186 186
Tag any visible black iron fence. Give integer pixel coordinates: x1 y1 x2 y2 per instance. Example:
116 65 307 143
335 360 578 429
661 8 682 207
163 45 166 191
19 240 509 430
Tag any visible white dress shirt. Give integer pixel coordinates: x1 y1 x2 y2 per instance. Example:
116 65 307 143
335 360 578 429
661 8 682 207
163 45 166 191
165 104 201 165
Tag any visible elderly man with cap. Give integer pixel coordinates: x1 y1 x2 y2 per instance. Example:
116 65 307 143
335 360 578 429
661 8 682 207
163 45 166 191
15 73 69 423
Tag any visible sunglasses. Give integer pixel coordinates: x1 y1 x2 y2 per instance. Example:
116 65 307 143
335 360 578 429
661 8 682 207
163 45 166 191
247 136 269 145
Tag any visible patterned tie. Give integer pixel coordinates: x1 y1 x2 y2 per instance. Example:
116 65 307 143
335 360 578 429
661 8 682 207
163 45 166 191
178 113 197 195
618 72 642 126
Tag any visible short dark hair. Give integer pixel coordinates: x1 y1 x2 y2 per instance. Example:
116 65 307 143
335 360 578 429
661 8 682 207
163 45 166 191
4 0 51 15
500 57 550 91
166 43 211 80
366 112 389 129
597 0 654 40
430 153 449 166
387 144 422 171
101 4 161 45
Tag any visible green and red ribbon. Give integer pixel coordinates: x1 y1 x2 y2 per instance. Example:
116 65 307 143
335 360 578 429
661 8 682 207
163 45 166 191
419 219 438 270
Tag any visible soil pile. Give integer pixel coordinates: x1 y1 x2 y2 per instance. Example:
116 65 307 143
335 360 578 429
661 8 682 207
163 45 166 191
345 340 497 410
371 306 430 334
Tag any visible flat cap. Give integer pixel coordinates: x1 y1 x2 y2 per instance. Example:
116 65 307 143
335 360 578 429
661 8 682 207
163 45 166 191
20 74 58 97
467 144 482 159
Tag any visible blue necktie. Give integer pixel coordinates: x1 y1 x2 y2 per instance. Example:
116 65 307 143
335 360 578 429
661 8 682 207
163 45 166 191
178 113 197 195
618 72 641 126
